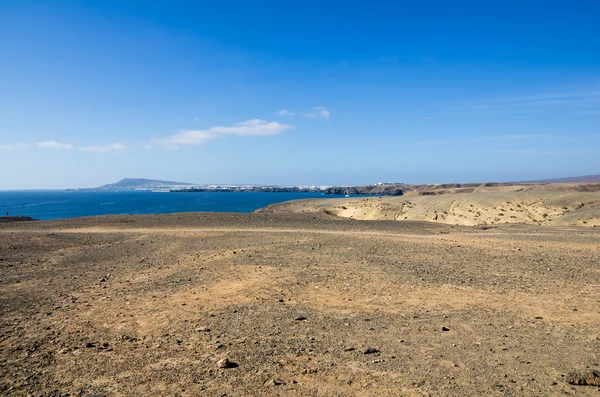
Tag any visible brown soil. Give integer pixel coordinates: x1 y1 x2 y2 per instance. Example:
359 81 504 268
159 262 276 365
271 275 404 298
1 213 599 396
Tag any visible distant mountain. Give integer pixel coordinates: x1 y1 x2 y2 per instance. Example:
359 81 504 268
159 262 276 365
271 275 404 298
89 178 192 191
525 174 600 184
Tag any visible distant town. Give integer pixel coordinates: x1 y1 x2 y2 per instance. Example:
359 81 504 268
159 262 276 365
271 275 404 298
70 178 405 196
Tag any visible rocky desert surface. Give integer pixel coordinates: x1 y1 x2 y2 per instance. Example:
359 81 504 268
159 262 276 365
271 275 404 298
1 212 599 396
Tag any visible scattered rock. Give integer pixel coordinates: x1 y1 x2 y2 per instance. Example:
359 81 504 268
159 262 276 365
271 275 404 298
442 326 450 331
265 379 282 386
566 369 600 386
344 347 356 352
363 348 379 354
216 358 236 369
195 327 211 332
295 316 308 321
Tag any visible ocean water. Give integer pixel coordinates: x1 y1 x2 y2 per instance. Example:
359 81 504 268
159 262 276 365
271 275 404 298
0 190 340 221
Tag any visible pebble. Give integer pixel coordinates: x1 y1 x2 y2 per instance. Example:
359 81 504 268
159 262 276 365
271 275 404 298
363 348 379 354
442 326 450 331
216 358 232 368
566 369 600 386
266 379 282 386
195 327 211 332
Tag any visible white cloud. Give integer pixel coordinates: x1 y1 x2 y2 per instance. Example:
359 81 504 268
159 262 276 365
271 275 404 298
303 106 330 119
37 141 73 149
0 143 31 150
80 143 127 153
0 141 126 152
276 109 296 116
152 119 292 148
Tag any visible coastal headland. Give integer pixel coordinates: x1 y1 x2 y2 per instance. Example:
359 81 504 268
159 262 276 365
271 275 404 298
1 209 599 395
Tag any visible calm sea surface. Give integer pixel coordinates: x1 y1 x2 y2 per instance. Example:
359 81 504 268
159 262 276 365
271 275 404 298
0 190 341 221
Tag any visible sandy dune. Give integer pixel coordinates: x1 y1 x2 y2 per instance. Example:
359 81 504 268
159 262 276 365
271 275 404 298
261 190 600 226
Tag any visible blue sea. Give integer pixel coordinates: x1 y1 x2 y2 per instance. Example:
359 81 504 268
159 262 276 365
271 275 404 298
0 190 340 221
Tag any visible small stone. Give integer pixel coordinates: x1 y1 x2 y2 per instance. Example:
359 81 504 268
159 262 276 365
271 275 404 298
363 348 379 354
215 343 224 349
85 342 95 348
344 347 356 352
442 326 450 332
295 316 308 321
195 327 211 332
266 379 282 386
534 316 543 320
565 369 600 386
216 358 232 369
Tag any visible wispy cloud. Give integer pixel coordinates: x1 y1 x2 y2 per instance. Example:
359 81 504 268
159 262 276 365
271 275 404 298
414 134 550 146
479 148 600 156
151 119 292 149
454 91 600 111
1 141 126 153
37 141 73 149
411 90 600 115
79 143 127 153
275 106 331 118
302 106 330 119
0 143 31 150
276 109 296 116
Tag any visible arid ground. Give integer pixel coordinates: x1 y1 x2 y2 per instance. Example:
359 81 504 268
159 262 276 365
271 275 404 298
261 188 600 227
1 212 599 396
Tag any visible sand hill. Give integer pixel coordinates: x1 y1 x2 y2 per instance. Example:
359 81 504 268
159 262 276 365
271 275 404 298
260 186 600 227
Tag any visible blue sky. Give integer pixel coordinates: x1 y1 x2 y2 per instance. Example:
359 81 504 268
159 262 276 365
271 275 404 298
1 0 599 189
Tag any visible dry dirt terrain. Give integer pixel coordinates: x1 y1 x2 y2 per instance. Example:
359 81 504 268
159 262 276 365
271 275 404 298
261 190 600 227
1 212 599 396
